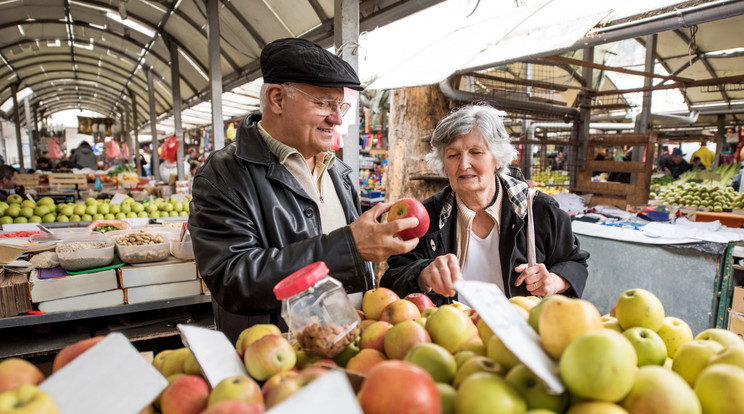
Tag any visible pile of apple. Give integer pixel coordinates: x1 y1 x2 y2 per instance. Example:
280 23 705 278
3 287 744 414
0 195 191 225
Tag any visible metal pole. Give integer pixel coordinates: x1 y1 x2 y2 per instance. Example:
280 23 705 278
636 34 657 135
167 35 185 181
129 88 141 175
10 83 24 171
207 0 225 152
335 0 360 190
24 98 35 167
148 68 161 181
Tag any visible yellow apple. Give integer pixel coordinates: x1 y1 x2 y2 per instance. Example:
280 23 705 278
384 319 431 360
601 315 623 333
235 324 282 353
509 296 541 313
560 330 637 402
621 366 700 413
403 342 457 384
456 372 526 414
362 287 400 321
539 296 603 360
425 305 478 354
528 294 561 333
623 327 667 366
695 328 744 348
567 401 630 414
486 334 520 372
694 364 744 414
243 334 296 381
207 375 263 407
672 339 724 386
656 316 693 358
506 363 568 412
708 345 744 370
452 356 505 389
0 385 60 414
436 382 456 414
0 358 44 393
614 288 665 331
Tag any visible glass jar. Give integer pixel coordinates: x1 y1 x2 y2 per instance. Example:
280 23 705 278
273 261 361 358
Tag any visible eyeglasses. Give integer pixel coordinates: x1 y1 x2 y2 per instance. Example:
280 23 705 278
284 83 351 116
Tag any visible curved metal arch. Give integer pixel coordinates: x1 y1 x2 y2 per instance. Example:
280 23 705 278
32 91 121 109
80 0 239 73
41 102 119 121
0 43 172 111
0 18 210 80
32 84 129 106
14 71 147 119
6 59 169 109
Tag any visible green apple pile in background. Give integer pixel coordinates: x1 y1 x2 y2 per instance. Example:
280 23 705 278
0 195 191 224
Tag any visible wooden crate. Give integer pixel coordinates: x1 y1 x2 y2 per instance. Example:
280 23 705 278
572 133 656 209
15 173 40 188
47 173 87 188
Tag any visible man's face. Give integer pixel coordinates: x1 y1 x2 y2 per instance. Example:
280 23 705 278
673 155 683 164
2 172 17 189
280 83 346 158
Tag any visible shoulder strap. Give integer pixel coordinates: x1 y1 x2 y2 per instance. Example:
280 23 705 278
526 188 537 267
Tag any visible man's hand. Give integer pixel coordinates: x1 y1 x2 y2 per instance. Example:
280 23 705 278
350 202 420 262
417 253 461 297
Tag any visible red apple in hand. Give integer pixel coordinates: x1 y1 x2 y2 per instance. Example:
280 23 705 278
404 293 436 313
388 198 430 240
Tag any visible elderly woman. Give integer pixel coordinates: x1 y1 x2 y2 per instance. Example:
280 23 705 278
380 105 588 304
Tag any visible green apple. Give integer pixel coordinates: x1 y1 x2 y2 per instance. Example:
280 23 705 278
104 214 115 220
85 205 97 215
623 327 667 366
567 402 629 414
331 339 360 367
672 339 724 386
5 205 19 217
487 334 520 372
452 356 505 389
694 364 744 414
657 316 693 358
207 375 263 407
456 372 526 414
505 363 568 412
126 212 137 218
559 330 637 402
42 213 55 223
159 347 190 377
615 288 665 331
436 382 456 414
19 207 33 218
109 204 122 214
69 214 81 222
115 212 126 219
695 328 744 348
14 216 28 223
243 334 296 381
6 194 21 204
84 197 97 206
97 203 110 215
476 318 494 344
37 197 54 206
235 324 282 353
383 319 430 360
132 203 145 213
81 214 92 221
183 352 202 376
0 202 8 210
20 200 35 208
120 203 131 214
0 217 11 225
621 366 700 413
56 215 69 223
708 345 744 369
28 216 41 223
404 342 457 383
454 350 478 369
60 206 74 216
425 305 478 354
0 384 60 413
33 205 49 217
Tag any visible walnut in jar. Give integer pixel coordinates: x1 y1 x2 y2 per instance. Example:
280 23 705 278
295 322 360 358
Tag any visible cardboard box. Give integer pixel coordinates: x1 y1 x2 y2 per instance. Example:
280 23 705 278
728 309 744 340
733 286 744 313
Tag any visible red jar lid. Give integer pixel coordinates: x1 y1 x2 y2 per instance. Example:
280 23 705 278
273 261 329 300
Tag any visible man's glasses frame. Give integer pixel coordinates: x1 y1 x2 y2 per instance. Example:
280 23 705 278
283 83 351 116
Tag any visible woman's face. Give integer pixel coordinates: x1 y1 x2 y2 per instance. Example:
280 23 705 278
443 129 499 196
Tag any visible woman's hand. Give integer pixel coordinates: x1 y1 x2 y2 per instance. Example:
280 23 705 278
514 263 569 297
417 254 462 297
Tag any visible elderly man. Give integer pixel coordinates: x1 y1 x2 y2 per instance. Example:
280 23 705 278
189 38 419 342
660 148 691 179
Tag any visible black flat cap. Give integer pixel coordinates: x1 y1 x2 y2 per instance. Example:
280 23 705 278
261 38 363 91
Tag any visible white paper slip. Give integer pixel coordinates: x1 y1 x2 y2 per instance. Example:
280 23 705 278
178 324 248 388
266 370 362 414
454 280 564 394
40 333 167 414
109 193 128 205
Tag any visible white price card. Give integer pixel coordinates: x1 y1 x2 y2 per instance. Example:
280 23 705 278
454 280 564 394
266 370 362 414
178 324 249 388
109 193 128 205
40 333 167 414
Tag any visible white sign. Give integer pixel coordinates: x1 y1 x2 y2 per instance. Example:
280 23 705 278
109 193 128 205
266 370 362 414
454 280 564 394
40 333 167 414
178 324 249 388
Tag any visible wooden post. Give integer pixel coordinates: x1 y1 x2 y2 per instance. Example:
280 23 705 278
386 84 452 204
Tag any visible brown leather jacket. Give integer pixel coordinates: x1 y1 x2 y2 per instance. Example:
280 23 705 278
189 113 373 342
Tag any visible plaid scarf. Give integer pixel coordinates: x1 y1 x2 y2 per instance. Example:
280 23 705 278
439 173 530 229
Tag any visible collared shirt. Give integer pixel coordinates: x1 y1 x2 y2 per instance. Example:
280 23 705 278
455 184 504 270
257 122 347 234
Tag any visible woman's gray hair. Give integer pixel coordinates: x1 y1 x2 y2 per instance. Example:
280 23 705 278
425 104 517 176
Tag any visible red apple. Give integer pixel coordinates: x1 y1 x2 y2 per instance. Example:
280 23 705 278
360 321 393 353
52 336 105 372
0 358 45 393
384 320 431 360
362 287 400 321
389 198 430 240
346 348 388 375
202 401 265 414
404 293 436 313
359 360 441 414
379 299 422 325
160 375 210 414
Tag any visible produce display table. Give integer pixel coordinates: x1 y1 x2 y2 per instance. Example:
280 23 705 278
574 224 734 335
0 295 213 360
